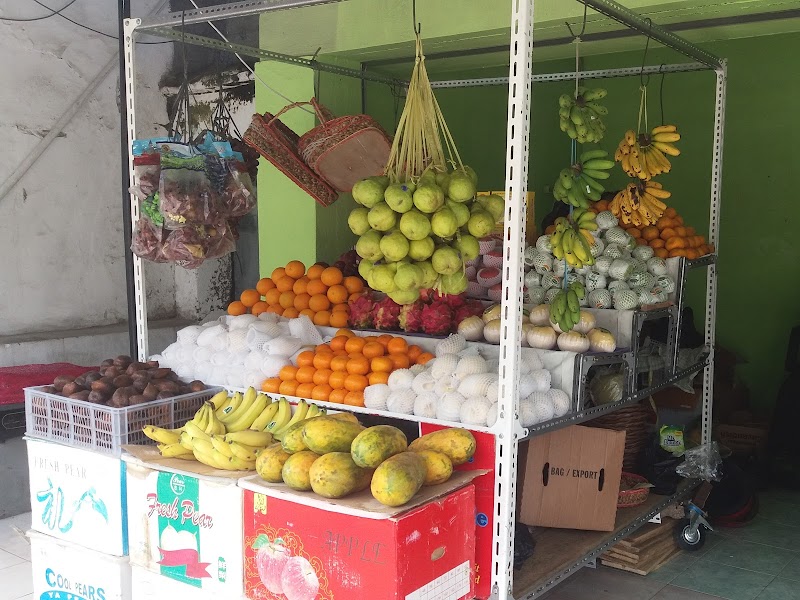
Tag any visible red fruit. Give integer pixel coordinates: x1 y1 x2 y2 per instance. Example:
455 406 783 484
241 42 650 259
419 288 435 303
281 556 320 600
455 299 484 324
256 541 291 594
348 293 375 329
374 296 402 330
398 300 425 333
421 302 454 336
432 290 466 308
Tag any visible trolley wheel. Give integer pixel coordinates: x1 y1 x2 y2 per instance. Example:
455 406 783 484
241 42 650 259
674 518 705 551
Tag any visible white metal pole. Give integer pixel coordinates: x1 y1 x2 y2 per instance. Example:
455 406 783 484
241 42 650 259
493 0 534 597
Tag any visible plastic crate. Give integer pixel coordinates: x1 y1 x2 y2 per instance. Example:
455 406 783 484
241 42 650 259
24 385 222 456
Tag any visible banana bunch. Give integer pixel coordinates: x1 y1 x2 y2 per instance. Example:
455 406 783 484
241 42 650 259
609 180 670 226
552 149 614 208
615 125 681 180
549 282 586 332
551 211 596 269
558 87 609 143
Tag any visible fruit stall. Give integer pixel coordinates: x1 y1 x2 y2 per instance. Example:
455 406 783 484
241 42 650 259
19 1 726 599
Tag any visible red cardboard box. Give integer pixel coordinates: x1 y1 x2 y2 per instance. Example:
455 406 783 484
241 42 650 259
240 473 477 600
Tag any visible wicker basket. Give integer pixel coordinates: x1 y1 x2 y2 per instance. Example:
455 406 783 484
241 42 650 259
618 472 651 507
586 402 652 472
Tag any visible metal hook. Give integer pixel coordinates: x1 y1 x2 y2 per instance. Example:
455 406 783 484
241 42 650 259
412 0 421 35
658 63 667 125
565 4 588 40
640 17 653 87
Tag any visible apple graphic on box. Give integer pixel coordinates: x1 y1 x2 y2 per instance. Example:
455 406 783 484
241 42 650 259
255 540 291 594
281 556 320 600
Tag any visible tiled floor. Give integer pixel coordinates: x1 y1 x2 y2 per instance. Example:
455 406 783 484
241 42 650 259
2 491 799 600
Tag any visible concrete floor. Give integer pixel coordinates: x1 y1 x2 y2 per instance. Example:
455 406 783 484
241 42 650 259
0 438 29 519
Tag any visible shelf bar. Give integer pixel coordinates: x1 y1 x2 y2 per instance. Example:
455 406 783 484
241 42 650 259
577 0 723 68
136 0 343 30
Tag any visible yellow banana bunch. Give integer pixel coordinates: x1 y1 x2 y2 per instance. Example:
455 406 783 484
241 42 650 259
615 125 681 181
609 181 670 226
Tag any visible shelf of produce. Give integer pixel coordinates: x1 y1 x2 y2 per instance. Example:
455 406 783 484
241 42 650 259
513 480 696 599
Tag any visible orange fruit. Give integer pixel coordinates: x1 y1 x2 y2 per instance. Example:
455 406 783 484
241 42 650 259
282 307 300 318
296 366 316 384
336 328 355 338
266 305 284 315
292 276 310 295
228 300 247 316
320 267 343 287
293 292 311 311
349 292 364 303
326 284 348 305
343 391 365 407
628 227 642 239
389 353 410 369
345 337 367 354
636 237 648 246
344 374 368 392
362 342 385 359
377 334 393 347
296 351 315 368
332 303 350 313
279 291 296 309
306 264 325 280
368 372 389 386
264 288 281 306
309 294 330 312
329 311 349 328
261 377 281 393
654 248 669 259
279 365 298 381
346 356 370 376
642 226 660 241
313 369 332 386
343 276 364 295
285 260 305 279
311 384 332 401
306 279 328 296
330 336 349 352
416 352 434 365
313 311 331 326
315 343 333 354
664 207 678 218
275 276 296 293
313 352 333 370
295 382 316 398
371 356 394 373
649 238 666 249
251 301 269 316
256 277 275 295
329 371 348 390
271 267 286 281
333 349 349 356
387 337 408 355
299 308 316 319
240 289 261 308
328 389 348 404
407 345 422 362
279 380 299 396
330 355 349 372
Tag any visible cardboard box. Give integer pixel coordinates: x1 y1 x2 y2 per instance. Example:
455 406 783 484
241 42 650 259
123 446 244 597
132 565 222 600
716 423 769 457
26 437 128 555
239 473 478 600
28 529 132 600
518 425 626 531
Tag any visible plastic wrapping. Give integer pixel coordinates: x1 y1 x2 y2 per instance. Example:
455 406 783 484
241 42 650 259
161 226 206 268
130 219 167 263
221 160 256 217
159 144 222 229
676 441 723 482
589 368 626 405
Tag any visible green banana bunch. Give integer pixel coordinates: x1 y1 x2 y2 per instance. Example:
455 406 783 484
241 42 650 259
552 149 613 209
558 87 609 143
548 282 586 333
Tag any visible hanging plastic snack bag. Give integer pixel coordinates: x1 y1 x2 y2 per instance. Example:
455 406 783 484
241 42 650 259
204 220 237 259
221 153 255 217
159 143 221 228
140 192 164 227
131 137 176 198
161 226 206 268
131 219 167 263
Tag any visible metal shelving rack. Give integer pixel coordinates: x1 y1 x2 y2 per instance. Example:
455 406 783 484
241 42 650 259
123 1 725 598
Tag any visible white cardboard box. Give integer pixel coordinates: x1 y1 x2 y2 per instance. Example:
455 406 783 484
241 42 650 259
26 437 128 556
123 448 244 597
28 530 132 600
132 565 224 600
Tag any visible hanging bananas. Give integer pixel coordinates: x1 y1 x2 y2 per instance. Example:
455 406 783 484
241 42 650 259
609 180 670 226
558 87 609 143
553 149 615 208
550 210 597 269
615 125 681 180
549 282 586 332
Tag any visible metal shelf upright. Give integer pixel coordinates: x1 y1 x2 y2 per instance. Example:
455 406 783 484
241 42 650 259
123 1 725 598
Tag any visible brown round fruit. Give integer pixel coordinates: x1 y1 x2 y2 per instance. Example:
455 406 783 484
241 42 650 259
113 375 133 388
143 383 159 400
114 355 133 368
61 382 83 397
52 376 73 392
128 394 148 405
156 391 175 400
100 359 115 368
87 391 107 404
83 372 102 384
69 391 91 401
189 380 205 392
150 368 170 380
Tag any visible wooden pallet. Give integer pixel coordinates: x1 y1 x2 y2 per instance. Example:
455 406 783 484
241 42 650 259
600 522 680 576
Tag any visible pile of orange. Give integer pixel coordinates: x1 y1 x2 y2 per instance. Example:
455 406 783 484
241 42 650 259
261 328 434 407
227 260 365 325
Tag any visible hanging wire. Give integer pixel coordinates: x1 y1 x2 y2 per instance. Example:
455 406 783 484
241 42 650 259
639 18 653 87
658 64 667 125
565 5 588 98
412 0 421 35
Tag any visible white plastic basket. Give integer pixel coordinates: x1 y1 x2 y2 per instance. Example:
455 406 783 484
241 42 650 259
24 385 222 456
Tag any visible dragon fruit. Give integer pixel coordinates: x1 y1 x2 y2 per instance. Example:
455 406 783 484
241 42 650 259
455 299 484 324
348 293 375 329
374 296 402 330
421 301 454 336
432 290 466 309
399 300 425 333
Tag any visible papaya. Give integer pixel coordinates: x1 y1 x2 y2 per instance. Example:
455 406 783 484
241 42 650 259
302 416 365 454
309 452 372 499
328 412 360 424
415 450 453 485
370 452 427 507
351 425 408 468
281 450 320 491
281 419 314 453
408 428 476 466
256 443 291 483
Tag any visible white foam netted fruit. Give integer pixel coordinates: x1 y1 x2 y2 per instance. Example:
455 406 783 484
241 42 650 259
289 316 324 345
177 325 203 345
226 370 245 388
487 379 499 403
193 346 214 364
265 336 303 358
364 384 391 410
413 392 438 418
386 389 416 414
594 255 613 275
227 328 249 354
544 288 562 304
587 289 613 309
549 388 571 417
519 397 537 427
533 252 554 274
540 272 562 290
210 350 231 366
160 342 181 361
485 358 500 374
486 403 498 426
467 282 484 297
625 235 637 251
479 237 497 254
528 391 555 423
192 361 213 381
596 210 619 230
613 289 639 310
206 365 227 384
517 372 538 398
211 332 229 352
434 375 460 397
258 312 280 323
646 256 668 276
632 245 655 261
631 258 648 275
656 274 676 293
607 280 630 294
530 368 552 392
436 392 465 422
457 345 481 358
465 265 477 280
524 271 541 289
174 344 195 364
523 246 537 267
628 271 656 291
585 271 608 292
243 370 264 388
435 333 466 356
604 226 628 246
609 259 634 281
460 397 492 426
517 357 531 374
602 243 625 260
229 314 258 330
410 364 426 375
388 369 415 390
455 355 488 378
431 354 460 379
458 373 498 397
565 272 584 287
523 351 544 371
576 263 594 276
637 289 658 305
525 286 546 305
261 355 291 377
552 260 566 277
244 350 265 372
590 237 605 258
536 235 553 254
196 324 224 347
